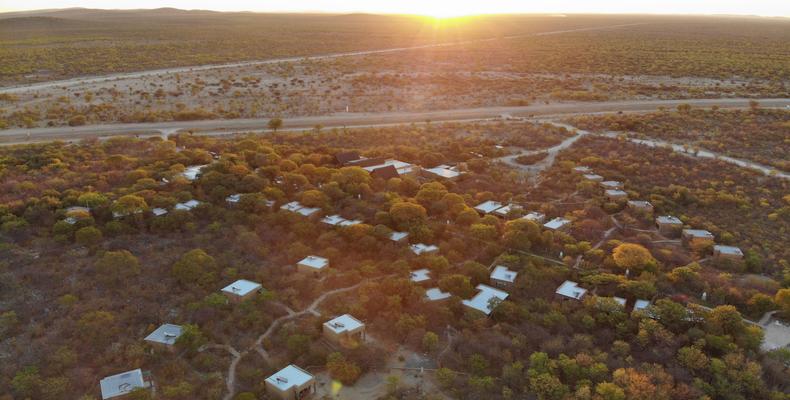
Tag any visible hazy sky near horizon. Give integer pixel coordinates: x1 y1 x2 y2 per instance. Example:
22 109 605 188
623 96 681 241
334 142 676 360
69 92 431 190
1 0 788 17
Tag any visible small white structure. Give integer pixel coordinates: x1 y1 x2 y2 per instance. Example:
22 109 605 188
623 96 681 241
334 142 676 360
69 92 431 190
713 245 744 261
627 200 653 212
573 166 592 173
410 269 431 284
555 280 587 301
425 288 452 302
362 159 416 176
389 231 409 243
600 181 624 190
226 194 242 204
474 200 504 215
265 365 316 400
490 265 517 290
423 164 463 180
544 217 571 231
181 165 207 181
634 299 651 313
151 208 168 216
221 279 263 303
144 324 183 347
174 200 201 211
521 212 546 223
493 204 522 218
323 314 366 346
295 206 321 219
410 243 439 255
682 229 715 246
338 219 362 227
99 369 152 400
321 215 345 226
584 174 604 182
297 255 329 274
656 215 683 236
280 201 304 213
605 189 628 201
462 284 509 315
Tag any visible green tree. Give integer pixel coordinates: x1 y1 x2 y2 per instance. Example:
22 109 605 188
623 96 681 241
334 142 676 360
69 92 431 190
171 249 218 287
112 195 148 217
326 352 361 385
75 226 103 247
77 192 108 208
11 366 42 398
422 331 439 352
267 117 283 132
612 243 656 272
775 288 790 316
95 250 140 282
176 324 208 352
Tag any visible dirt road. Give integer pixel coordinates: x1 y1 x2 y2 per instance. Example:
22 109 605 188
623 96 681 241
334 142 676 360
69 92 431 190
1 98 788 145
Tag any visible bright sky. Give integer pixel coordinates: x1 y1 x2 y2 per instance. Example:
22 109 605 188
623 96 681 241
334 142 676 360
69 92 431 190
1 0 788 17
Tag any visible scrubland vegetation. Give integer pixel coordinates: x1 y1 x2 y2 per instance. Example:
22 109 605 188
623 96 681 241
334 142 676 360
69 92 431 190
1 12 788 129
569 106 790 171
1 117 788 399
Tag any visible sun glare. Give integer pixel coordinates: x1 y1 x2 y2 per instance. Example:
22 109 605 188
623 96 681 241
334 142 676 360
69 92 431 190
418 2 476 18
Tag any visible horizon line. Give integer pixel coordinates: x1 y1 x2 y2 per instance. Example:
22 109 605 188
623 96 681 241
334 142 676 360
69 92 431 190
0 7 788 19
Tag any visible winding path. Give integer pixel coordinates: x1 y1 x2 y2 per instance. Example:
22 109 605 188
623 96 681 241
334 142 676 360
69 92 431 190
200 277 390 400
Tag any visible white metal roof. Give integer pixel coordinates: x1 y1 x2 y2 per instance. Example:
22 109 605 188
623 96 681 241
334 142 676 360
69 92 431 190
628 200 652 208
410 243 439 255
323 314 364 334
226 194 242 203
425 288 451 301
555 280 587 300
298 255 329 270
490 265 517 283
634 299 651 311
280 201 304 212
600 181 623 189
493 204 521 217
221 279 262 297
99 369 147 399
474 200 504 214
714 245 743 256
296 207 321 217
181 165 207 181
389 231 409 242
656 215 682 225
152 208 168 216
683 229 714 239
363 159 414 175
425 166 462 179
265 365 314 392
338 219 362 227
462 284 509 315
522 212 546 223
544 217 571 230
321 215 346 226
175 200 201 210
584 174 603 181
605 189 627 197
410 269 431 283
573 166 591 173
144 323 183 346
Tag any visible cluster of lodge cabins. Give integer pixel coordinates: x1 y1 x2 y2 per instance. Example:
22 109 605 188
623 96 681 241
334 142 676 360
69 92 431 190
86 158 743 399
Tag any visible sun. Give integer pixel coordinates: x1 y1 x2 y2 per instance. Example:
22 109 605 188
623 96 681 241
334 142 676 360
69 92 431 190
418 3 475 18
